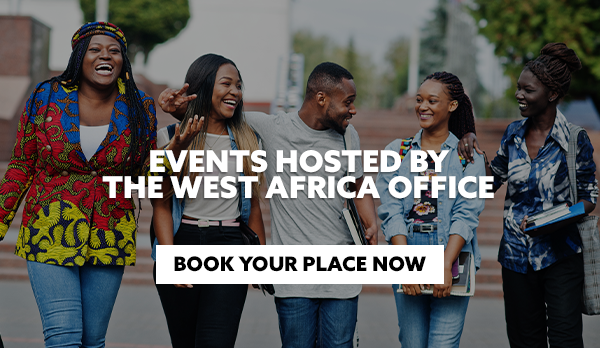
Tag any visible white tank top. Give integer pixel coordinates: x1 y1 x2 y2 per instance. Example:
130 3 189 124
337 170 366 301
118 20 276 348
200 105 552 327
79 124 109 160
182 133 240 220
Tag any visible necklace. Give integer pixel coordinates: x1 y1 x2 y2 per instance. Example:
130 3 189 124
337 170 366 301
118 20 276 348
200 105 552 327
205 127 226 150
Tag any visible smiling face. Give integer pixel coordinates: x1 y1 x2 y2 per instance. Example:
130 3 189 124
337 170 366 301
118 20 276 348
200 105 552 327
515 68 556 118
80 35 123 89
320 78 357 135
209 63 242 122
415 79 456 133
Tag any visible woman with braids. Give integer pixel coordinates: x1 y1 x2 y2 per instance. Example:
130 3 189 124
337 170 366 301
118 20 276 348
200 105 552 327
461 43 597 348
0 22 200 347
151 54 265 348
377 72 485 348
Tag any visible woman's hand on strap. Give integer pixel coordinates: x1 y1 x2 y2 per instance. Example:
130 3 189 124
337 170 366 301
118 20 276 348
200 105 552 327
458 132 483 164
158 83 196 116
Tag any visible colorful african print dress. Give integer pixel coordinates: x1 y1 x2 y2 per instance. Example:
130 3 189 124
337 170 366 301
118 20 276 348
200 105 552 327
0 80 157 266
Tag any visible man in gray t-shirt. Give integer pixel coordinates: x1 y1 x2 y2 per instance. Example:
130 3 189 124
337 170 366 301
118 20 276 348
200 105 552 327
159 62 377 347
244 111 365 299
245 63 377 347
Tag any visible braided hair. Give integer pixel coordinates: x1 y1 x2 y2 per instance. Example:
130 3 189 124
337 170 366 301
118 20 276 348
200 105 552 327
27 22 150 177
423 71 476 140
525 43 582 100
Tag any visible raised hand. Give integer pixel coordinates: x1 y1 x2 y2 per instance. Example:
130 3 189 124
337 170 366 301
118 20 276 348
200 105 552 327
158 83 197 116
166 115 204 157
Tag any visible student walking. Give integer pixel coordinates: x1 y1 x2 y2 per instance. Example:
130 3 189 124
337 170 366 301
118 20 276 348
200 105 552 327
461 43 597 348
152 54 265 348
160 62 379 348
377 72 486 348
0 22 157 347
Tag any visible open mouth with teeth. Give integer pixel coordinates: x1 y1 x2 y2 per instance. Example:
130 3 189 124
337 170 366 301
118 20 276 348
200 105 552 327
420 114 433 119
95 64 114 76
518 102 527 111
223 99 237 109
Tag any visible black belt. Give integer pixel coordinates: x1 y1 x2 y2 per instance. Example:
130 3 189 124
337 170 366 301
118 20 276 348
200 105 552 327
412 223 437 232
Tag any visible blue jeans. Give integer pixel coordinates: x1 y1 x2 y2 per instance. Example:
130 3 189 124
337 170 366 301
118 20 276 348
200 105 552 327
392 230 470 348
275 297 358 348
27 261 124 348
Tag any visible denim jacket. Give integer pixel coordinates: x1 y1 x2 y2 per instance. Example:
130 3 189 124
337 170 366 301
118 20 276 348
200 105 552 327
151 125 253 260
376 130 486 269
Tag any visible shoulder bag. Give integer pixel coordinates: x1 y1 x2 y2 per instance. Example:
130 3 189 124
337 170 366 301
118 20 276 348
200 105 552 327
566 124 600 315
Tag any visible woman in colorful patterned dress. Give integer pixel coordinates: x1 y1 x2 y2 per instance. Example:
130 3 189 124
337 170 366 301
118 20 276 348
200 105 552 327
377 72 485 348
0 22 199 347
462 43 597 348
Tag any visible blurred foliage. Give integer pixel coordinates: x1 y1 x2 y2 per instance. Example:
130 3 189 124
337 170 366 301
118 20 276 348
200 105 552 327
80 0 190 64
379 36 410 108
471 0 600 109
292 30 376 107
419 0 447 80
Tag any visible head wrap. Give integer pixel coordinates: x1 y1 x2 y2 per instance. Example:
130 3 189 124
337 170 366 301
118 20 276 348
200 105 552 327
71 22 127 51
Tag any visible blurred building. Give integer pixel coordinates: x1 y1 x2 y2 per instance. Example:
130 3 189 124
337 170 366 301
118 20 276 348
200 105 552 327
0 0 293 110
0 15 49 160
144 0 292 110
0 0 83 71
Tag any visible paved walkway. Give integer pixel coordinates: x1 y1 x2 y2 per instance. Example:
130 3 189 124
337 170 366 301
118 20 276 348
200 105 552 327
1 280 600 347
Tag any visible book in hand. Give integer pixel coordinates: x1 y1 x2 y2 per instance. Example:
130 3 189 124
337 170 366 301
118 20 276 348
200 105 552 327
397 252 475 297
342 198 367 245
525 202 585 233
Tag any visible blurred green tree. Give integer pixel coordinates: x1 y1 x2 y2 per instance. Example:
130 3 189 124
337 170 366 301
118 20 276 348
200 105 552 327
345 37 358 78
379 36 410 108
292 30 375 107
419 0 447 80
80 0 190 64
471 0 600 108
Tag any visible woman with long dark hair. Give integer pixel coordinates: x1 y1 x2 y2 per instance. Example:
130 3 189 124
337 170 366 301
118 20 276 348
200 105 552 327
377 72 486 348
0 22 185 347
151 53 265 348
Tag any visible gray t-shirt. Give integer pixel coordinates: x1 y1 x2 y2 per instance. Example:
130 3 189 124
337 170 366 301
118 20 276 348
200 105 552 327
245 111 363 298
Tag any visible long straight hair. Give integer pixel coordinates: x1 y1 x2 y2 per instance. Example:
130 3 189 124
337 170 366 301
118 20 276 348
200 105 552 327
172 54 263 198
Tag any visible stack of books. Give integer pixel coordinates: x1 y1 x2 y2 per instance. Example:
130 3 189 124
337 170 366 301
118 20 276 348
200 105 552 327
525 202 585 232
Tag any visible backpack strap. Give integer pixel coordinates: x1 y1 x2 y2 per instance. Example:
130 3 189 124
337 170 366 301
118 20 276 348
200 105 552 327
399 136 468 171
567 123 585 203
167 123 178 139
458 154 468 171
398 137 413 160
